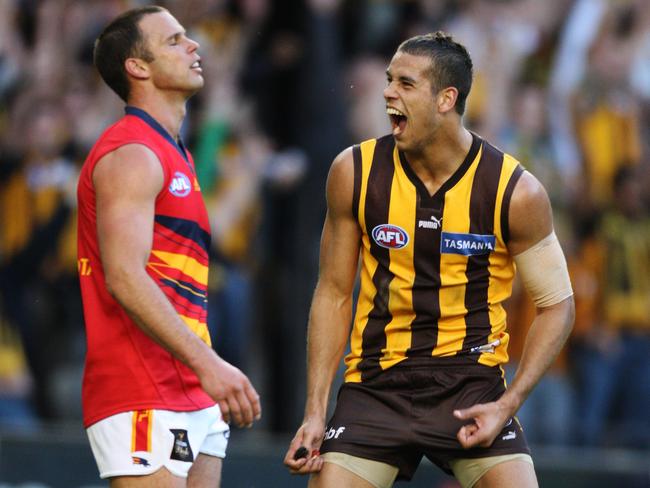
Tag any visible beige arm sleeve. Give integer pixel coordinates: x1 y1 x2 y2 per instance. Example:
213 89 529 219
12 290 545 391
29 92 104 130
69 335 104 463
513 232 574 308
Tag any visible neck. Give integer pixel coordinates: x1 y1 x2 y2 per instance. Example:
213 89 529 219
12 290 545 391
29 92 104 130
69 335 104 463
127 91 187 141
405 124 473 180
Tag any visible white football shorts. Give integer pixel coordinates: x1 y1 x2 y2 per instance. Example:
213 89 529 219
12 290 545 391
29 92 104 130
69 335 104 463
86 404 229 479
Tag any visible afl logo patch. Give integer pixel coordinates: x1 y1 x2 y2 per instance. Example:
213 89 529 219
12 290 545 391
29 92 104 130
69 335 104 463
372 224 409 249
169 171 192 197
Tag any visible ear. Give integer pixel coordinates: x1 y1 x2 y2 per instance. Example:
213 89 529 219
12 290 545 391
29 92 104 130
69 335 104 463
125 58 150 80
437 87 459 114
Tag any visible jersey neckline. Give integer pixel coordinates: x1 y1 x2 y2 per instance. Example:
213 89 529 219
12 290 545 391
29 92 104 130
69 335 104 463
124 106 193 172
397 132 482 207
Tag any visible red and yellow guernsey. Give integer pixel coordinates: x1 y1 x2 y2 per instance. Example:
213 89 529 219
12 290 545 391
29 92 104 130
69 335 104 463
77 106 214 427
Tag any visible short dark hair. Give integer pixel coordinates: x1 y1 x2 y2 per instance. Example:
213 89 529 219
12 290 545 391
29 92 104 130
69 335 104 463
397 31 473 115
93 6 167 102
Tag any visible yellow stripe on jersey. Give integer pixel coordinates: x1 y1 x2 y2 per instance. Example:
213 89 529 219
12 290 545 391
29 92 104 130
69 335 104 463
149 250 208 286
434 145 483 356
479 154 520 366
346 139 377 382
180 315 212 345
379 146 417 370
148 265 207 299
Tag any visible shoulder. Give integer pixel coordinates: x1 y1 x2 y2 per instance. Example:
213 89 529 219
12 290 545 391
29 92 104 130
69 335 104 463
510 170 549 211
95 143 160 174
326 146 356 216
100 114 150 142
329 134 391 176
327 136 392 206
88 115 161 168
93 143 164 195
507 169 554 255
329 146 355 181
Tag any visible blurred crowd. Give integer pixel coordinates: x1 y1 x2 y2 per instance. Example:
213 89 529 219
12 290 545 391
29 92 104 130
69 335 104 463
0 0 649 451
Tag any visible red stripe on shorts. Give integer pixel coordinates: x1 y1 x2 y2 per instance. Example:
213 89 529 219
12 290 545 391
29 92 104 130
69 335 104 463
132 410 152 452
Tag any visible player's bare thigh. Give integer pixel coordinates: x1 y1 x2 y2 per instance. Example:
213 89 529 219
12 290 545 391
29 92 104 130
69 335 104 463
187 453 222 488
109 454 222 488
309 452 399 488
308 462 376 488
109 466 184 488
474 458 537 488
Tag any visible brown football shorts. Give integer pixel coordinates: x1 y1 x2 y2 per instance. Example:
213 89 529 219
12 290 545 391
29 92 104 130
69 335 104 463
320 358 530 481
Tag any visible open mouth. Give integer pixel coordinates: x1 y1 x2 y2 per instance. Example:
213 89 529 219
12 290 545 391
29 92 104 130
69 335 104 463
387 107 407 136
190 60 202 71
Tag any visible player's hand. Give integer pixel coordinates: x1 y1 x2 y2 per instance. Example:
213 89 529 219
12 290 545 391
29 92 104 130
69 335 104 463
283 416 325 475
453 401 511 449
199 355 261 428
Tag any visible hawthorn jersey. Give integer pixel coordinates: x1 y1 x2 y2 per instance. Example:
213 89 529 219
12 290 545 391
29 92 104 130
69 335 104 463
345 133 524 382
77 106 214 427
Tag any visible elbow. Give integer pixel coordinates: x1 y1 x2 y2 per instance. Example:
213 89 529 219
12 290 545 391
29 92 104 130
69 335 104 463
103 272 122 300
557 295 575 338
104 266 134 301
538 295 575 337
566 295 576 331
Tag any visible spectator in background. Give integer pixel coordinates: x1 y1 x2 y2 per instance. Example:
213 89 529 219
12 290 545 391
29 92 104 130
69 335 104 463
347 55 393 142
565 212 607 447
500 80 574 447
505 279 574 447
500 81 568 212
0 99 79 420
188 1 268 373
572 166 650 449
0 0 122 425
548 0 649 208
573 2 644 210
0 322 34 429
205 131 272 370
193 0 312 433
444 0 563 141
547 0 608 189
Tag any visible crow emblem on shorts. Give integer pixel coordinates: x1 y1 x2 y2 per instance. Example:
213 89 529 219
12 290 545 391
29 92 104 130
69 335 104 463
170 429 194 462
132 456 151 467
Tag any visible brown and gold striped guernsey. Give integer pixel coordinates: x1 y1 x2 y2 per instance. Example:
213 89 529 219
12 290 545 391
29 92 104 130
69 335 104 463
345 133 524 382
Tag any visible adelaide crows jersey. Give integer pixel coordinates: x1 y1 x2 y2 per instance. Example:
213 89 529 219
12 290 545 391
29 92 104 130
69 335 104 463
345 133 524 382
77 107 214 427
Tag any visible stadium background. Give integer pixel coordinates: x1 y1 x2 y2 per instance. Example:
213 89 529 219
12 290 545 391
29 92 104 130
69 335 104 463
0 0 648 486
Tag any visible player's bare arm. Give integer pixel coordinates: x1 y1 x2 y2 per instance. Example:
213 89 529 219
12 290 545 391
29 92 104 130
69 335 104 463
284 147 361 474
455 171 575 449
94 143 261 428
